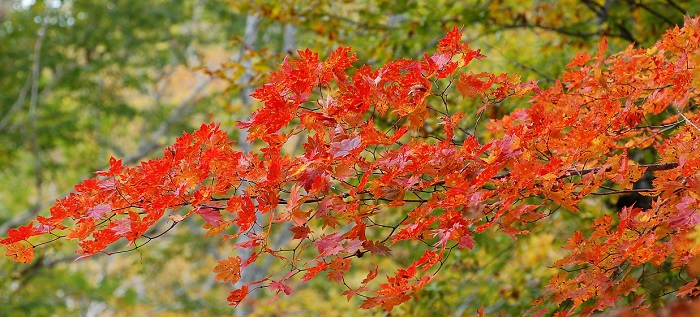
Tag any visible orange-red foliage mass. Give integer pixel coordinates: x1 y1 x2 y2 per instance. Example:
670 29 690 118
4 20 700 315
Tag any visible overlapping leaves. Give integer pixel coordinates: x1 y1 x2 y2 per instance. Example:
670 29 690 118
4 19 700 315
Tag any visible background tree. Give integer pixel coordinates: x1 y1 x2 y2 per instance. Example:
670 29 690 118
0 1 237 315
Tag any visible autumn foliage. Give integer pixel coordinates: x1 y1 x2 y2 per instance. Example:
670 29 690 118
4 17 700 315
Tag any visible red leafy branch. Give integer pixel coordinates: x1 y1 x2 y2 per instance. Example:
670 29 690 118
4 19 700 315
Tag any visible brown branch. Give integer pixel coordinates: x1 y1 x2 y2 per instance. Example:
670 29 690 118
590 188 656 196
664 0 687 15
629 0 676 26
560 162 679 179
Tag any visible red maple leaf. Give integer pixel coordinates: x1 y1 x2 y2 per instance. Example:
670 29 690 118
227 285 248 306
270 280 293 296
227 194 257 232
196 206 224 227
456 72 494 99
0 222 38 245
95 156 124 177
315 232 344 257
87 204 111 220
437 26 461 55
330 136 362 158
363 240 392 255
290 225 311 240
302 260 329 283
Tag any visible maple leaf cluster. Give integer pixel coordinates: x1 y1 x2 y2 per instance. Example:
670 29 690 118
4 18 700 315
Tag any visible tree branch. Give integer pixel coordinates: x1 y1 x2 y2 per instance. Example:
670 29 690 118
664 0 687 15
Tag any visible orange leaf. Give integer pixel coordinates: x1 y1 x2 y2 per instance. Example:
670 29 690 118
66 218 96 240
456 72 494 99
677 278 699 297
227 285 248 306
5 242 34 264
361 266 379 284
214 256 242 284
